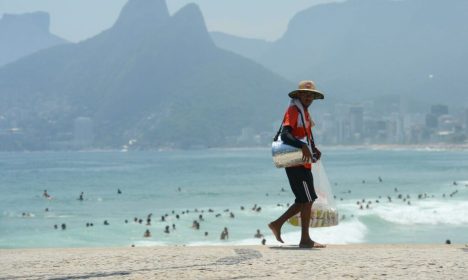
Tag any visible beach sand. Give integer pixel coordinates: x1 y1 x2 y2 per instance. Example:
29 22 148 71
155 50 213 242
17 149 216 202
1 244 466 279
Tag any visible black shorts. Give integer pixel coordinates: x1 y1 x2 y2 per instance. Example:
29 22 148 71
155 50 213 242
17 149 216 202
285 166 317 203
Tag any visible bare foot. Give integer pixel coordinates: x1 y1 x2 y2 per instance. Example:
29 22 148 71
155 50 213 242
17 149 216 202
299 240 326 248
268 222 284 243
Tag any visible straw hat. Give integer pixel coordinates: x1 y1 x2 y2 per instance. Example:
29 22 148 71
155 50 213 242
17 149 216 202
288 80 324 100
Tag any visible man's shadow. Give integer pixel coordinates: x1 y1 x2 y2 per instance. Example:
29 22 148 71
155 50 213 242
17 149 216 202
269 245 321 251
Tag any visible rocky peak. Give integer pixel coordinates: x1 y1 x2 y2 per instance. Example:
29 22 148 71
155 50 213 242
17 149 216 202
113 0 170 29
169 3 214 48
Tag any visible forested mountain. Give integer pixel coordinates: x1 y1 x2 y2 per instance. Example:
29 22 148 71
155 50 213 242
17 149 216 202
0 0 292 150
210 31 271 62
212 0 468 107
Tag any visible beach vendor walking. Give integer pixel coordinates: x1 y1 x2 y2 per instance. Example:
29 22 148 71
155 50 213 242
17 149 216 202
269 80 325 248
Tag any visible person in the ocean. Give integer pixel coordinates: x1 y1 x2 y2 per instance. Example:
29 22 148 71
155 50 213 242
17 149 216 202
220 227 229 240
254 229 264 239
268 80 326 249
43 190 51 199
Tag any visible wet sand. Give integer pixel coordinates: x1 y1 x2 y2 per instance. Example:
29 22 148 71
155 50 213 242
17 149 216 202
0 244 466 279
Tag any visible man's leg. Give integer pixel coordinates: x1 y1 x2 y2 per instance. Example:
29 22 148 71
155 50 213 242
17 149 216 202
268 203 302 243
299 202 313 244
299 202 326 248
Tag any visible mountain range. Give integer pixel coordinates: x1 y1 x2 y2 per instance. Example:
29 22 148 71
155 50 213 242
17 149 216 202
212 0 468 110
0 0 291 150
0 12 67 67
1 0 467 150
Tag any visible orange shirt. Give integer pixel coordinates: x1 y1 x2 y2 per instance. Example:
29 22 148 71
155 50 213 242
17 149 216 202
282 105 312 169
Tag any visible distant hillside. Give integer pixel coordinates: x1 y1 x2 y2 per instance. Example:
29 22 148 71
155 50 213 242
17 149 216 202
212 0 468 108
211 31 271 61
0 12 68 66
0 0 292 150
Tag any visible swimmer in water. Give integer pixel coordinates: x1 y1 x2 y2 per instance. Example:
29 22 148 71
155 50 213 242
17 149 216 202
43 190 51 199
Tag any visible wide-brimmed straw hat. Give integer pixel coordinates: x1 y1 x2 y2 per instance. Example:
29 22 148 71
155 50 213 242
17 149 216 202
288 80 324 100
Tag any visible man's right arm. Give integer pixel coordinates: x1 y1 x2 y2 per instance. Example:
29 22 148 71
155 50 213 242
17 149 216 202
281 126 312 162
281 126 305 149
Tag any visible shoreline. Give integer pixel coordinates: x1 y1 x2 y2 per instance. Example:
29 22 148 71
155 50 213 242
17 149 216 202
326 143 468 151
1 244 466 279
0 242 466 250
0 143 467 153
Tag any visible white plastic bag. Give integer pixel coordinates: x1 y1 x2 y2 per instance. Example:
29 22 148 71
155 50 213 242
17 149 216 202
288 160 339 227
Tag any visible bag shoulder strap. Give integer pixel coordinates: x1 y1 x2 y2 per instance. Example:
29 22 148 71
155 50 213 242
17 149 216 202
296 107 311 146
273 117 285 141
273 105 313 146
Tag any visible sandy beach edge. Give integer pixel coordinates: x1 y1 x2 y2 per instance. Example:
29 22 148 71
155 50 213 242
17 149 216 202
1 244 466 279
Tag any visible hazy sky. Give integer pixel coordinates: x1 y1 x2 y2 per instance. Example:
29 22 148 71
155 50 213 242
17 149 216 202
0 0 338 42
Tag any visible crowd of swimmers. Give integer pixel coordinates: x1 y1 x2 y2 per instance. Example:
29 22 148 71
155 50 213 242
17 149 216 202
39 188 273 245
330 177 465 217
35 180 467 245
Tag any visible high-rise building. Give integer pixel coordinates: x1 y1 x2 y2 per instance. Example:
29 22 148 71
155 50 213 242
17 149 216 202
426 104 448 130
438 115 457 132
334 104 351 144
430 104 448 117
425 114 438 129
349 106 364 140
317 113 335 144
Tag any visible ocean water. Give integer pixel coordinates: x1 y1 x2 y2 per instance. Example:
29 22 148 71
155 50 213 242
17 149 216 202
1 148 467 248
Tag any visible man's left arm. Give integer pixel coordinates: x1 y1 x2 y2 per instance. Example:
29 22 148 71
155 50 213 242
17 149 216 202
310 129 321 161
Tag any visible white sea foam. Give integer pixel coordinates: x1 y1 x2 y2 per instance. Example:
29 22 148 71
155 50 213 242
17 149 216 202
187 240 246 246
2 211 36 218
185 219 367 246
365 200 468 225
133 240 168 247
281 219 368 245
214 219 369 246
